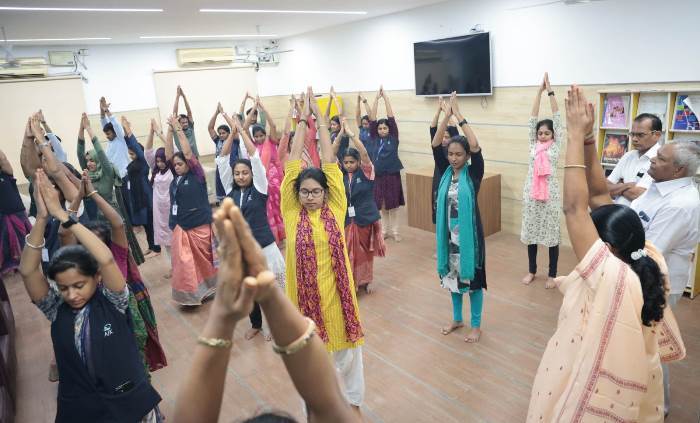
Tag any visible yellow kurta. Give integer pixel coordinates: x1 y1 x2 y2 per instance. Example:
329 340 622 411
281 160 364 353
527 240 685 423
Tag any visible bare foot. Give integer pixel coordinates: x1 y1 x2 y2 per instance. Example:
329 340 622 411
144 250 161 259
393 233 402 242
264 333 272 342
521 273 536 285
244 328 261 340
441 321 464 335
545 277 557 289
465 328 481 343
363 284 372 294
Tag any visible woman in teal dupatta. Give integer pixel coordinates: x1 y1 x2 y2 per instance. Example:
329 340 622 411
431 94 486 343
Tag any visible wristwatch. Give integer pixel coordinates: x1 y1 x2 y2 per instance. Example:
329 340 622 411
60 214 79 229
548 91 555 97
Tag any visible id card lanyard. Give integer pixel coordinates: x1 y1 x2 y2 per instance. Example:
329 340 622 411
347 173 356 218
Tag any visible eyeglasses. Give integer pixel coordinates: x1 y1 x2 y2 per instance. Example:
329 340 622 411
628 131 657 139
299 188 324 198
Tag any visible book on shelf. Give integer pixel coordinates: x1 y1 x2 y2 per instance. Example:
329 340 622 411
637 93 668 124
673 94 700 131
602 95 628 128
601 133 629 165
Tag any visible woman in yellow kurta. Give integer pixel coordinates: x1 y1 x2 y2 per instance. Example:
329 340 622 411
280 87 364 410
527 87 685 423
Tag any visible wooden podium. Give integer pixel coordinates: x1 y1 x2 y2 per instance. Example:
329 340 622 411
406 168 501 237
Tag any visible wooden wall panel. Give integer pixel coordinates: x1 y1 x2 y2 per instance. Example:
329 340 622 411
260 82 700 245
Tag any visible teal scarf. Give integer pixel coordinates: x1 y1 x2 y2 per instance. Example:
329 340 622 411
436 165 478 281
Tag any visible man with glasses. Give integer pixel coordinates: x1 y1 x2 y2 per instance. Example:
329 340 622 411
606 113 662 205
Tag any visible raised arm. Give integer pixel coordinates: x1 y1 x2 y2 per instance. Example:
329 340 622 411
38 170 125 292
77 115 88 170
431 97 444 128
311 88 334 164
532 74 546 118
344 119 370 165
242 99 258 131
544 72 559 114
238 91 253 116
381 86 395 118
164 120 175 161
332 122 346 159
88 172 128 247
37 109 52 134
369 90 379 121
355 93 363 126
173 86 181 115
227 113 256 157
562 86 599 261
332 88 344 118
169 115 193 160
432 104 452 148
208 103 221 139
583 134 614 210
180 87 193 122
31 115 78 203
450 93 480 153
324 88 334 120
21 119 42 179
19 178 51 302
289 92 311 162
256 97 278 143
146 119 158 151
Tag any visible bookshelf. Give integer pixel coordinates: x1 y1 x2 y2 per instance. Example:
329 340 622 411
596 88 700 298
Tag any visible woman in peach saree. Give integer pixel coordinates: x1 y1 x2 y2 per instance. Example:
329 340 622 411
527 87 685 423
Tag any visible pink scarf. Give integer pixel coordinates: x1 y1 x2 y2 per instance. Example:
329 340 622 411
295 205 363 343
530 140 554 201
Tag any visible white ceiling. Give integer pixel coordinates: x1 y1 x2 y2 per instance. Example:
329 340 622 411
0 0 448 44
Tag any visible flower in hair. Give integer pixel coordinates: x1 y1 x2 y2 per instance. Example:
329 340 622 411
630 249 648 261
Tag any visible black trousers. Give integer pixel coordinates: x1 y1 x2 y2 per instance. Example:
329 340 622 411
527 244 559 278
144 207 160 252
249 302 262 329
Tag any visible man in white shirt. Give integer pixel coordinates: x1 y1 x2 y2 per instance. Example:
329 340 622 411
607 113 663 205
630 139 700 416
98 96 130 179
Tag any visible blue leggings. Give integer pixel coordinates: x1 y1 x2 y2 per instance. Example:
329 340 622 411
451 289 484 328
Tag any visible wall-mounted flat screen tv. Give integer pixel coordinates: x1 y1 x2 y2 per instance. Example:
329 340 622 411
414 32 492 96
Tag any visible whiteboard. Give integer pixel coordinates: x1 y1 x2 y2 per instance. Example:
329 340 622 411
153 65 258 157
0 75 86 183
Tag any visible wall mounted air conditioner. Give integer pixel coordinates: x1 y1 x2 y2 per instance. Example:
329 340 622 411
0 57 49 78
176 47 235 67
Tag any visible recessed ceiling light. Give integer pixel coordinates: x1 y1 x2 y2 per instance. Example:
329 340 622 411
139 34 278 39
0 6 162 12
7 37 112 42
200 8 367 15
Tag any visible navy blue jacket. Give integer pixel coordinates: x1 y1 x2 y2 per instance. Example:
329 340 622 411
52 289 161 422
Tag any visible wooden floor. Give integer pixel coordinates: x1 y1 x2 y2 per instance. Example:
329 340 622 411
7 210 700 422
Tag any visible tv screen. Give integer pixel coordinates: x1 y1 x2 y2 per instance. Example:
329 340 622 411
414 32 492 96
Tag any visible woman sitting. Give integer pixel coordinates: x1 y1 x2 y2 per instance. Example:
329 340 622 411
527 86 685 422
19 169 161 422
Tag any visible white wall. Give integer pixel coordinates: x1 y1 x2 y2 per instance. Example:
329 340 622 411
11 0 700 109
256 0 700 95
12 40 258 114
